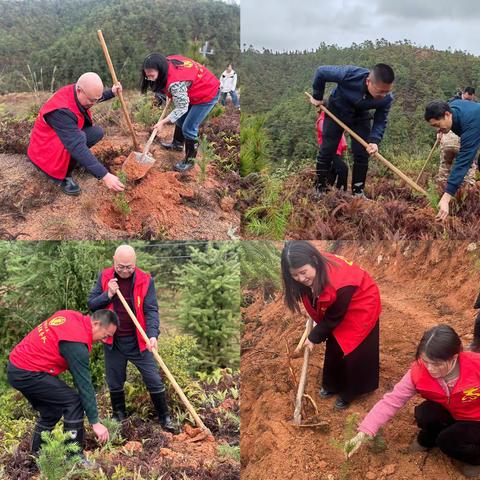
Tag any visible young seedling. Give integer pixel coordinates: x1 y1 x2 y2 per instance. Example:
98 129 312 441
331 413 360 480
112 170 131 216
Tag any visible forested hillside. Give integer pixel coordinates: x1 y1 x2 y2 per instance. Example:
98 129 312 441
242 40 480 161
0 0 240 92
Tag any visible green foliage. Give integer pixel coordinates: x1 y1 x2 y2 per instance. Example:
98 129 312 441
244 177 293 240
207 103 225 119
240 241 281 298
218 444 240 462
0 0 240 94
367 430 387 454
175 243 240 371
331 413 359 480
240 114 271 175
100 417 124 450
133 96 163 129
426 179 441 212
197 135 218 183
0 390 33 454
112 171 131 216
36 428 82 480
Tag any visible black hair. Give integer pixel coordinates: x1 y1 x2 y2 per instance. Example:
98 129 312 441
464 86 476 95
371 63 395 84
281 241 331 314
424 101 452 121
139 53 186 94
416 324 462 361
91 309 119 327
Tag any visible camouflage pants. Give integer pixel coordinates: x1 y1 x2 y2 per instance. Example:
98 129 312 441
436 147 477 186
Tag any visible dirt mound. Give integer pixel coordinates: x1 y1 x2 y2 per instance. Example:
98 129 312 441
241 241 480 480
0 116 239 240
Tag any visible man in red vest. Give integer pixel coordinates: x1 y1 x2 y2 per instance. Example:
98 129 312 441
7 309 118 459
87 244 175 432
27 72 126 195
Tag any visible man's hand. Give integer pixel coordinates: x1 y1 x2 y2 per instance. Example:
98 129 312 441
309 96 323 108
366 143 379 156
102 172 125 192
344 431 367 459
303 338 315 352
436 192 453 221
92 422 110 443
107 278 119 299
112 83 123 96
148 337 158 352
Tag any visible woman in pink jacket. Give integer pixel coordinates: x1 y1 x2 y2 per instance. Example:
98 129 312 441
345 325 480 478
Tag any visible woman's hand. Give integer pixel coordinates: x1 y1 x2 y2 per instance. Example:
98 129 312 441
303 338 315 351
153 117 169 133
344 431 367 458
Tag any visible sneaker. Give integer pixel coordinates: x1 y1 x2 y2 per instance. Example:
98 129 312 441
319 388 335 399
352 191 369 200
334 398 350 410
60 176 81 196
408 437 430 453
174 160 195 172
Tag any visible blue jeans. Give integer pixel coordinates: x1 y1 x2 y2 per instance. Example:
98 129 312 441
221 90 240 107
104 335 165 394
176 90 220 140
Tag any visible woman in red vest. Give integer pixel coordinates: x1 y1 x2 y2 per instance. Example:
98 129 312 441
140 54 220 172
281 241 381 410
345 325 480 478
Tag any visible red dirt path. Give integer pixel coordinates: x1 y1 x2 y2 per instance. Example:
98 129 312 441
241 241 480 480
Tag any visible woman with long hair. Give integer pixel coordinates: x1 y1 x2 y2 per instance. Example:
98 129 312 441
140 54 220 172
281 240 381 410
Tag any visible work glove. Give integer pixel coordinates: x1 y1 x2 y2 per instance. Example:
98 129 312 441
344 431 367 458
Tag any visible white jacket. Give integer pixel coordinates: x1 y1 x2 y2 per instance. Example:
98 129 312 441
220 70 237 92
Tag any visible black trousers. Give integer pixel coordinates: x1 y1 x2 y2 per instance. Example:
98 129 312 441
7 361 84 429
104 335 165 394
66 125 104 176
316 100 372 193
325 154 348 191
415 400 480 465
321 320 379 403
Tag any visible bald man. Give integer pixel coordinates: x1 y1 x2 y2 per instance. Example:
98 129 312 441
87 245 175 432
28 72 125 195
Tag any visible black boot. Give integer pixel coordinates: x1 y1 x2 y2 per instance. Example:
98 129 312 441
60 176 81 196
150 390 176 433
64 421 96 469
174 138 197 172
31 422 54 455
351 162 368 197
110 390 127 422
161 124 184 151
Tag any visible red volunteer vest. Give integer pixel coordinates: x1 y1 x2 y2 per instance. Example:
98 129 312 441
164 55 219 105
101 267 151 351
301 252 381 356
411 352 480 421
9 310 93 376
27 84 92 179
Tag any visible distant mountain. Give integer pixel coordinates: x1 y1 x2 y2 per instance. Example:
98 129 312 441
0 0 239 93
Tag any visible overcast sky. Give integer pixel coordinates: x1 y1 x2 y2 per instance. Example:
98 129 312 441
241 0 480 55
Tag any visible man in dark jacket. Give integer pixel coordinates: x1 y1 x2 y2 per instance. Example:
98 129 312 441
309 64 395 197
87 244 175 432
7 309 118 459
425 100 480 220
28 72 125 195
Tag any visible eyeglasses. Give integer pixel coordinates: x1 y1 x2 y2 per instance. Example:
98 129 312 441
115 265 135 272
77 85 102 104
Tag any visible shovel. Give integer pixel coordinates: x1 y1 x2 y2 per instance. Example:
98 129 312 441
305 92 428 197
293 319 313 424
115 289 210 434
121 98 171 181
415 137 439 185
97 30 140 151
